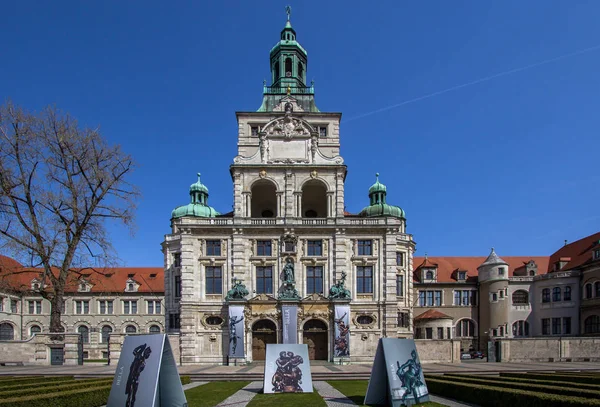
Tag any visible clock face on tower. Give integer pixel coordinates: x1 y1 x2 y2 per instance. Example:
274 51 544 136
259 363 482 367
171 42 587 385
286 72 292 77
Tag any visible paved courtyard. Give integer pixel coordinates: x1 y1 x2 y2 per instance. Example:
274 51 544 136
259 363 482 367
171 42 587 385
1 360 599 377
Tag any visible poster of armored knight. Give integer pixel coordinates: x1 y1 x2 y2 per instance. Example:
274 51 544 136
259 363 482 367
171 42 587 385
263 344 314 393
364 338 429 407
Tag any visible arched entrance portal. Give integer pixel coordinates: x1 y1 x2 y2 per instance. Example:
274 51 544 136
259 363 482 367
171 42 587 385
303 319 328 360
252 319 277 360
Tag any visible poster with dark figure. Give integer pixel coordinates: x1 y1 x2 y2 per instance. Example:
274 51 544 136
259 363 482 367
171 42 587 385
107 334 188 407
364 338 429 407
263 344 313 393
333 305 350 357
228 305 245 357
125 343 152 407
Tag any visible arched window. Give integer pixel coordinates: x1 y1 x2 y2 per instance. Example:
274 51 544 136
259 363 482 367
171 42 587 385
274 62 280 81
301 180 328 218
128 283 134 291
455 319 475 337
77 325 89 344
149 325 161 334
512 320 529 337
30 325 41 336
101 325 112 343
512 290 529 305
564 286 572 301
251 180 277 218
584 315 600 334
285 57 292 76
552 287 561 302
595 282 600 298
298 62 304 80
542 288 550 303
425 270 434 280
0 323 14 340
125 325 137 334
585 283 593 299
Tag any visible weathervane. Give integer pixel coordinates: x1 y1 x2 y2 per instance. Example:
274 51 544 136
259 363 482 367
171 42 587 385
285 5 291 21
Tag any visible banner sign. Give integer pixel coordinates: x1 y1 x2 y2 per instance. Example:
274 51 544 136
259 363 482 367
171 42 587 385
282 304 298 344
333 304 350 357
364 338 429 407
228 305 245 358
263 344 313 393
107 334 187 407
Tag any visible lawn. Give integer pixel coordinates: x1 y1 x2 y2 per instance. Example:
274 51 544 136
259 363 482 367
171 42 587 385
184 381 250 407
328 380 445 407
247 392 328 407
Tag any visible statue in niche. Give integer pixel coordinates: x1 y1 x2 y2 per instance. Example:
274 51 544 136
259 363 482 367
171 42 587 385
310 133 318 163
259 132 268 163
284 101 293 115
283 258 295 283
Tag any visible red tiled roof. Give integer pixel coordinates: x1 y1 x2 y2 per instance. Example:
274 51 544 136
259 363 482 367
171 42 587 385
413 256 549 283
0 257 163 294
414 309 453 320
0 255 23 271
548 231 600 272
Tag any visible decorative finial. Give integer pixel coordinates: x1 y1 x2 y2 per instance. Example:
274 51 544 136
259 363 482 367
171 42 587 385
263 79 266 86
491 247 495 252
197 173 201 183
285 5 291 21
425 252 428 259
376 172 380 181
286 85 291 95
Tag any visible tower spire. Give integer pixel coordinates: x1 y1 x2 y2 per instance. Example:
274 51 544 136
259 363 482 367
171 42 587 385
285 5 291 21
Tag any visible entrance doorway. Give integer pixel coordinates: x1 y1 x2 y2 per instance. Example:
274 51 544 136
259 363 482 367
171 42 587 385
303 319 328 360
252 319 277 360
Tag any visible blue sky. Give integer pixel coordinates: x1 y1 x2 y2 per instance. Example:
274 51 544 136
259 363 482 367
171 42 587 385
2 1 599 266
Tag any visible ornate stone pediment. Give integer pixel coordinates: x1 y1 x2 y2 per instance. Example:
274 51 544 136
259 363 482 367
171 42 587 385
272 96 304 112
248 293 277 302
301 293 329 302
261 115 314 140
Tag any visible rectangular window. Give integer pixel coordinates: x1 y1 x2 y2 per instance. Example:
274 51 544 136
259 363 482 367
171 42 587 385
307 240 323 256
419 291 426 307
458 271 466 280
102 351 109 359
99 300 113 315
61 300 66 314
542 318 550 335
492 293 498 302
318 126 327 137
0 298 3 312
169 313 181 330
563 317 571 335
564 286 572 301
173 253 181 268
306 266 323 294
454 291 461 306
147 300 162 314
357 240 372 256
11 300 17 313
257 240 272 256
470 291 478 306
284 241 296 253
499 290 504 299
415 328 422 339
396 252 404 267
356 266 373 293
552 317 561 335
396 274 404 296
124 300 137 315
75 300 89 315
498 267 505 275
542 289 550 303
447 327 451 339
251 126 259 137
174 275 181 298
426 291 434 306
205 266 223 294
426 327 433 339
437 327 444 339
28 300 42 314
256 266 273 294
552 287 561 302
206 240 221 256
434 291 442 306
397 312 409 328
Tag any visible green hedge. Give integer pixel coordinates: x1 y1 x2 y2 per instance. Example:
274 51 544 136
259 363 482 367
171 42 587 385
425 374 600 399
0 376 42 382
426 377 600 407
436 373 600 390
180 375 191 385
0 378 112 398
500 373 600 385
0 376 74 387
0 384 111 407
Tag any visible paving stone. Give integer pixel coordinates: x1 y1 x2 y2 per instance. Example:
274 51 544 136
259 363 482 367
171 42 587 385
215 380 262 407
429 394 480 407
313 381 357 407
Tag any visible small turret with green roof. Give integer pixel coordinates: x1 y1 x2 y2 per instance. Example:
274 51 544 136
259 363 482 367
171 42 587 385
359 173 405 219
171 173 220 219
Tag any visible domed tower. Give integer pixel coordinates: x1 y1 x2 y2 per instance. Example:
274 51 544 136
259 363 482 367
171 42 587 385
359 174 406 230
171 174 220 219
478 248 510 344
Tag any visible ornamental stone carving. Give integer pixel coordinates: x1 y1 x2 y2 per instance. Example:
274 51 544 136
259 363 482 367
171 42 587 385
262 116 313 140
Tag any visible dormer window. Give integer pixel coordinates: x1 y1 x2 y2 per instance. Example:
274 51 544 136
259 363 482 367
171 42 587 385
128 283 134 291
457 271 467 281
425 270 434 280
78 280 90 292
594 249 600 260
125 279 138 293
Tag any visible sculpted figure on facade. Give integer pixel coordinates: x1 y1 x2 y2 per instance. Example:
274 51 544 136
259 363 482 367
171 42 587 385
310 133 318 163
283 258 295 283
226 278 249 300
259 132 269 163
329 271 351 300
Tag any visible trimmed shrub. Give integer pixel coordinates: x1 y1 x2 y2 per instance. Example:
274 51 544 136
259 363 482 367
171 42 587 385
425 374 600 399
180 375 191 385
0 384 111 407
500 372 600 385
426 377 600 407
0 378 112 398
0 376 42 382
0 376 74 387
436 373 600 390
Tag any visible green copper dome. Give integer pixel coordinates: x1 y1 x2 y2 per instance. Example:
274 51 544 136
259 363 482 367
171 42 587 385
359 173 405 219
368 173 387 194
171 173 220 219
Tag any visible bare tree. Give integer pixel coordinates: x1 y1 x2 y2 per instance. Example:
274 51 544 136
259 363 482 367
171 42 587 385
0 100 139 332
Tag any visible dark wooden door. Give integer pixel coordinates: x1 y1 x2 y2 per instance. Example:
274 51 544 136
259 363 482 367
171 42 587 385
303 332 327 360
252 332 276 360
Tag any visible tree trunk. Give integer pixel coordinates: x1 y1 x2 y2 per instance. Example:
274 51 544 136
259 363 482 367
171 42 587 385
50 291 65 334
